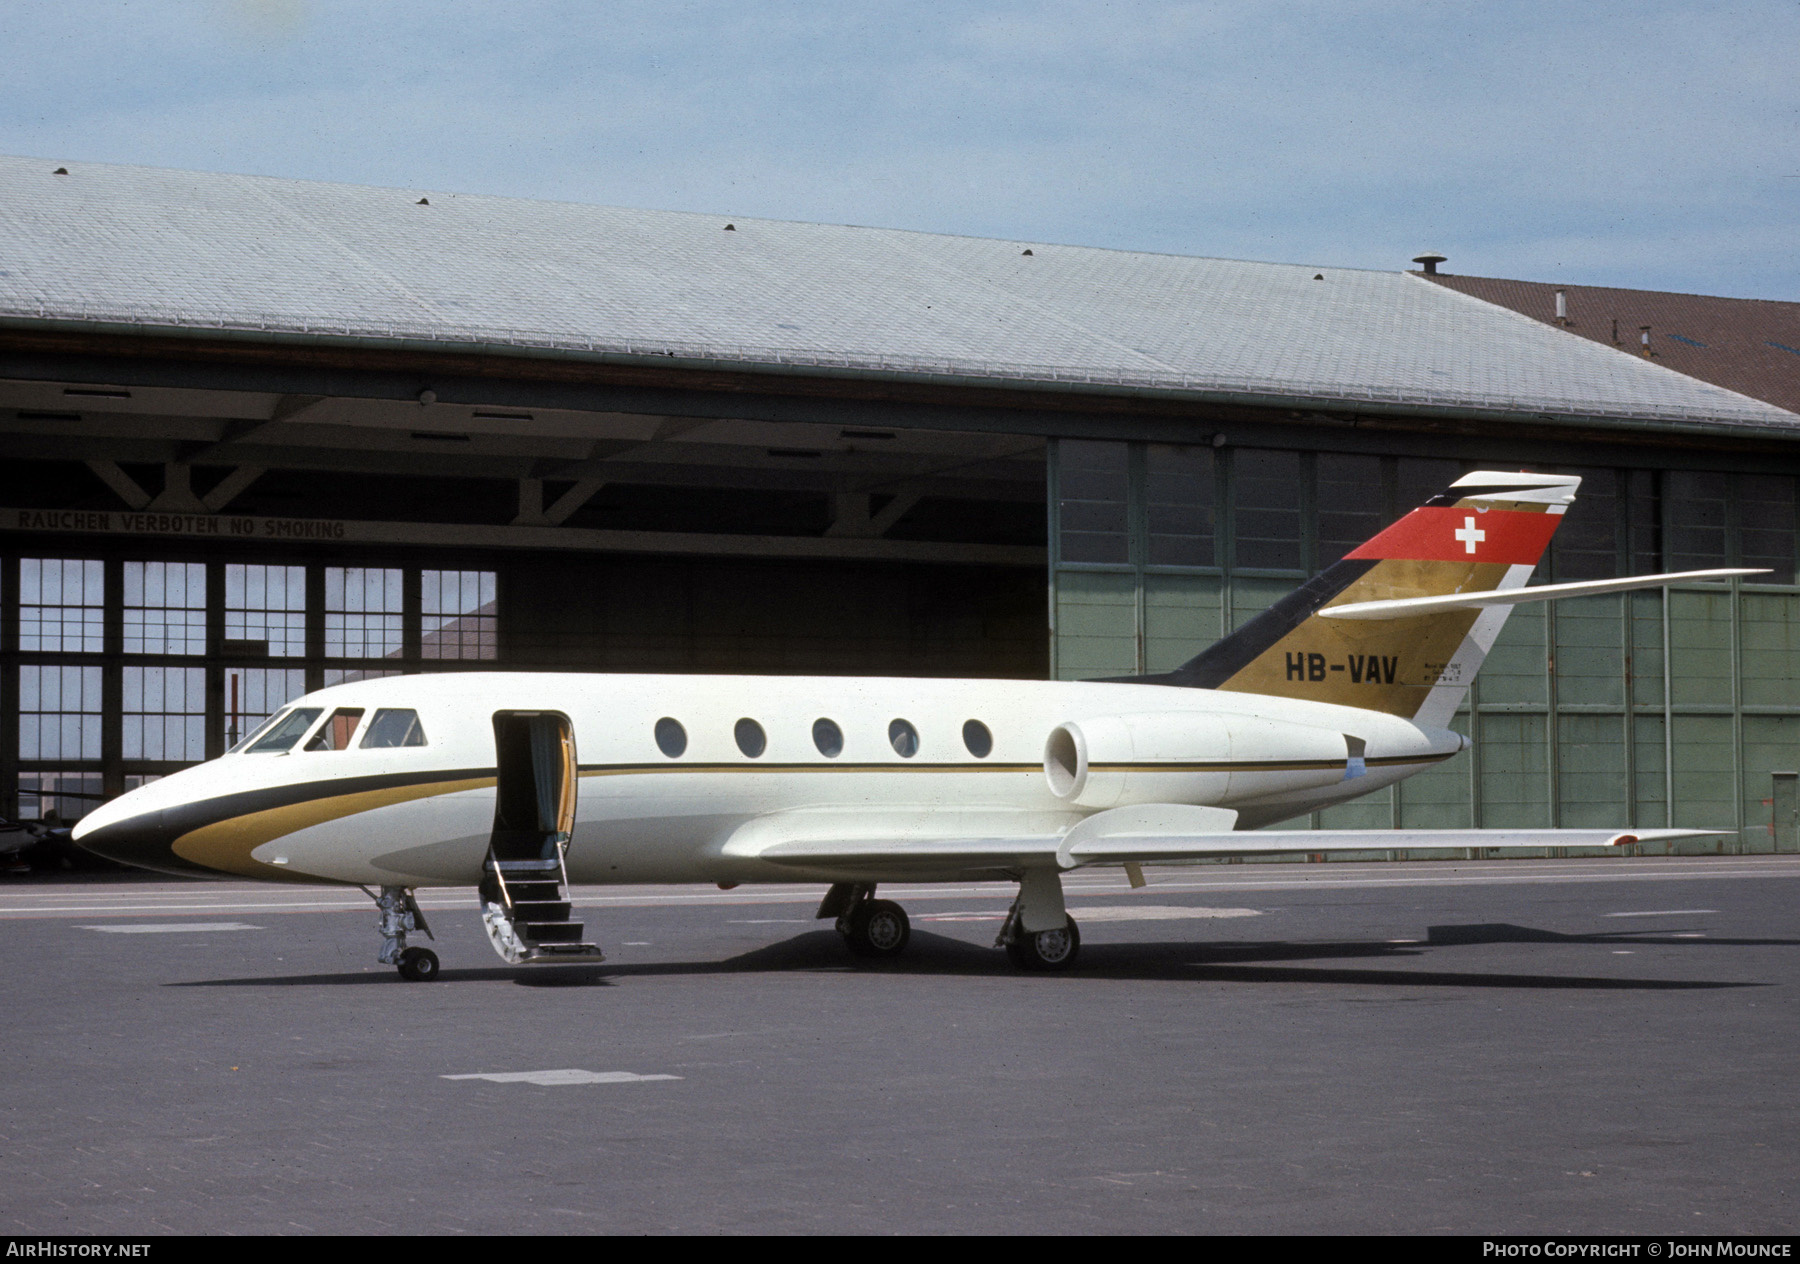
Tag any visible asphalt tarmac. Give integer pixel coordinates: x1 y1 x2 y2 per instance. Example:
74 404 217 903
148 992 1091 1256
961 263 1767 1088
2 856 1797 1235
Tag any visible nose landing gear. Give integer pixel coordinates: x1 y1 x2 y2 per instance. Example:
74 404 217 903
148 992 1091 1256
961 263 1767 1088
371 885 440 982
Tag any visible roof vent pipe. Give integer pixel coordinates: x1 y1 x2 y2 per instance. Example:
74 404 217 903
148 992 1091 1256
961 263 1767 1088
1555 290 1568 324
1412 252 1447 275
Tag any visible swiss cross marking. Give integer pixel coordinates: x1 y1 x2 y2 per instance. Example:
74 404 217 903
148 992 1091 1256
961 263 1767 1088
1454 515 1486 555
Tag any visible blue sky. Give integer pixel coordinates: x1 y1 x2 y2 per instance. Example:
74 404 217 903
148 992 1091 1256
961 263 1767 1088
3 0 1796 299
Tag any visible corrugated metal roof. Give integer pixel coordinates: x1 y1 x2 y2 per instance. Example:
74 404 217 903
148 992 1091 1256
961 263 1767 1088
0 155 1794 432
1423 272 1800 416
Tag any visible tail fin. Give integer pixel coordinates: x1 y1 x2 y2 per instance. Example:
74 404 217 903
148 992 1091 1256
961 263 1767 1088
1145 471 1578 726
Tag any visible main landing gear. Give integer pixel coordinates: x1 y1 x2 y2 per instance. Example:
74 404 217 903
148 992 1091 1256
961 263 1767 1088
995 868 1082 972
999 912 1082 971
818 882 911 960
369 885 440 982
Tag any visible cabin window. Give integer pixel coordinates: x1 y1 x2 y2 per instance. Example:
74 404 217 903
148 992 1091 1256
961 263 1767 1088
888 718 919 758
734 718 766 758
654 717 687 758
812 718 843 758
228 708 288 754
962 720 993 758
359 708 428 748
248 707 324 753
304 708 366 751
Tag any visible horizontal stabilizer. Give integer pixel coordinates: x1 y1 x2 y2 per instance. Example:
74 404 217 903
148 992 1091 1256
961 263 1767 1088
1063 827 1731 863
1320 569 1764 621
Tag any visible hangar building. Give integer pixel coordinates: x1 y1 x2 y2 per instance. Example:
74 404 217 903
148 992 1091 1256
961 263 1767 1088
3 155 1798 854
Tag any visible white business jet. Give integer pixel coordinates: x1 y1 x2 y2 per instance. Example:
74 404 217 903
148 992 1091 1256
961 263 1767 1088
74 472 1747 980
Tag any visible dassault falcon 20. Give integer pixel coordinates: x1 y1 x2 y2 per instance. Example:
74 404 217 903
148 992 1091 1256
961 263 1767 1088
74 471 1746 980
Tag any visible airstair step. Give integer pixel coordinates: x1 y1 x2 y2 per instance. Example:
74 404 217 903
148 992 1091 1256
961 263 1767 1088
503 880 563 902
489 859 561 876
512 899 573 922
531 942 605 960
520 921 587 944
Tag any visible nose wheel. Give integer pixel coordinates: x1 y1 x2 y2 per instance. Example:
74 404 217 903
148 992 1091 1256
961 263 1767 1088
397 946 441 981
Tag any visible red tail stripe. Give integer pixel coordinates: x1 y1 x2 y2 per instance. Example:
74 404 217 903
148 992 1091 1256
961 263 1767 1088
1346 507 1561 565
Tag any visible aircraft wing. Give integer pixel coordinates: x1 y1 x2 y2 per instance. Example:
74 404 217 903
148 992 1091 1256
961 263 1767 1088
726 804 1731 874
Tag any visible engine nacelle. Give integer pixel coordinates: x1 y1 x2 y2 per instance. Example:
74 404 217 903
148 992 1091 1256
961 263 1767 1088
1043 710 1359 809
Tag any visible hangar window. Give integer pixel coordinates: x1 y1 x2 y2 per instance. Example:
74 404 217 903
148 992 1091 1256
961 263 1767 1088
123 667 206 761
1626 470 1661 575
1550 467 1619 581
18 772 103 823
888 718 919 758
1232 449 1303 571
812 717 843 757
248 707 324 753
1665 471 1729 571
304 708 366 752
1396 457 1465 512
325 567 404 659
1738 474 1796 583
20 559 103 653
324 668 402 687
1145 445 1215 566
221 668 307 750
360 709 428 749
654 717 687 757
1058 440 1130 564
1316 454 1385 566
422 570 497 660
123 562 206 655
19 665 103 760
225 564 306 657
734 718 767 758
962 720 993 758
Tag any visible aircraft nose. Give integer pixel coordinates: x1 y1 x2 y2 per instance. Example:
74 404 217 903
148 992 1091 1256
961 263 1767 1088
72 805 191 875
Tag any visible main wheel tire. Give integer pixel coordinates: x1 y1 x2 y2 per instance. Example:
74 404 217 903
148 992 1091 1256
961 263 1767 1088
1008 917 1081 972
397 946 441 982
845 899 911 960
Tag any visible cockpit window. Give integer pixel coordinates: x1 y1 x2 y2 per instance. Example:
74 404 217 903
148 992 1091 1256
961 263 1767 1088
246 707 323 753
228 710 287 754
359 708 428 748
304 708 366 751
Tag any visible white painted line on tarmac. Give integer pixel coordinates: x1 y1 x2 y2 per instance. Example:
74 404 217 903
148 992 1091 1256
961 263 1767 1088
442 1070 681 1087
1604 909 1719 917
1068 905 1263 922
80 922 262 933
